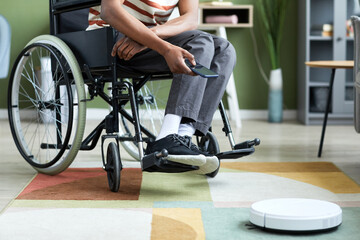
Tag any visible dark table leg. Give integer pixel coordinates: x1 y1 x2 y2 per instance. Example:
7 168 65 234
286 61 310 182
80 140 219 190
318 68 336 157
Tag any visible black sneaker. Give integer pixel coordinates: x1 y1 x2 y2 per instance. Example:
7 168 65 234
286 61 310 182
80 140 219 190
179 135 214 157
179 135 220 175
145 134 202 156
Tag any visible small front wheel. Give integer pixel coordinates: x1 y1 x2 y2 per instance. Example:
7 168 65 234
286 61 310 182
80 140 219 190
105 142 122 192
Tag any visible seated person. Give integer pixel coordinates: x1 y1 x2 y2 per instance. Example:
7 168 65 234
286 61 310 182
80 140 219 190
88 0 236 173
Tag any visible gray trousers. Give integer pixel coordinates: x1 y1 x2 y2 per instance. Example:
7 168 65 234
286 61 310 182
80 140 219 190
118 30 236 135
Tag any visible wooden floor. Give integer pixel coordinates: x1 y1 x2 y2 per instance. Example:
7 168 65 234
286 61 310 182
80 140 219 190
1 119 360 213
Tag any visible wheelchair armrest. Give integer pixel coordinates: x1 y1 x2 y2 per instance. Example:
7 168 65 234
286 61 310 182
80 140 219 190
56 27 113 69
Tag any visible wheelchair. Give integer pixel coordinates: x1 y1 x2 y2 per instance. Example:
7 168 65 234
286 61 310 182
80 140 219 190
7 0 260 192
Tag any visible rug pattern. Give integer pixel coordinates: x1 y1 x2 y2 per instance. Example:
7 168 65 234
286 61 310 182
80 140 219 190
1 162 360 240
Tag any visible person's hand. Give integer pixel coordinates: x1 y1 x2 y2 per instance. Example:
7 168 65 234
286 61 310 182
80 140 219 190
111 36 147 60
162 45 197 76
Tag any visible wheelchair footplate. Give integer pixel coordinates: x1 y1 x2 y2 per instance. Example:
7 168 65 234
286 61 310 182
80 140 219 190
216 147 255 159
142 149 219 175
216 138 260 160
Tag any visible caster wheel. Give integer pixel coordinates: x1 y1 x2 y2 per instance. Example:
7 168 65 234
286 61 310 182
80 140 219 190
197 131 220 178
105 142 122 192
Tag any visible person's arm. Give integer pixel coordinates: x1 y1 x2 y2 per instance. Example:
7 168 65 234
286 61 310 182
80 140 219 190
100 0 195 74
150 0 198 39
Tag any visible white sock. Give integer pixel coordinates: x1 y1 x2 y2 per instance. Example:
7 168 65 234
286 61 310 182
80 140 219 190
156 114 182 141
178 123 196 137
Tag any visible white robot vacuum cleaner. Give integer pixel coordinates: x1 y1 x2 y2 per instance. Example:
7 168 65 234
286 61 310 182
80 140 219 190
249 198 342 233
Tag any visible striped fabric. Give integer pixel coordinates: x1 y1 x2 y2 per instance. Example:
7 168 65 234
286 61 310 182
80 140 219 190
86 0 179 30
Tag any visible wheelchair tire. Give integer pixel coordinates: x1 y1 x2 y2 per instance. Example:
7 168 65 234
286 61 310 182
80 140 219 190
105 142 122 192
197 131 221 178
118 79 171 160
8 35 86 175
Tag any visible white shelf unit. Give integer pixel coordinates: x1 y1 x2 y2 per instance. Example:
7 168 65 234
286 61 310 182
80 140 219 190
298 0 356 125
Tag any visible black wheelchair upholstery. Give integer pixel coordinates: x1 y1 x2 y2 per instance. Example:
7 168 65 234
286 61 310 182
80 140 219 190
58 8 89 33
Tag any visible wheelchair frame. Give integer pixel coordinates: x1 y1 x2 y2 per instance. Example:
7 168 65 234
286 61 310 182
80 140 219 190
7 0 259 192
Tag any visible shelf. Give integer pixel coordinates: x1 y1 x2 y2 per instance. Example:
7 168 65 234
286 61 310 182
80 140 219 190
308 112 354 126
298 0 354 125
309 36 333 41
198 5 253 28
309 82 330 87
308 113 353 119
308 34 354 42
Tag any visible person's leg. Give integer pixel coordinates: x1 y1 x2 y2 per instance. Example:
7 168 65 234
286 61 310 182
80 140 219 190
118 31 208 157
163 31 229 175
191 35 236 135
119 30 235 135
117 30 224 173
119 30 217 135
156 31 236 136
155 114 181 140
164 30 215 125
178 122 195 137
165 32 235 176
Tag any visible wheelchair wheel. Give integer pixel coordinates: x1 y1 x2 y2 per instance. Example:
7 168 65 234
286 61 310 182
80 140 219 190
8 35 86 175
197 131 221 178
118 79 171 160
105 142 122 192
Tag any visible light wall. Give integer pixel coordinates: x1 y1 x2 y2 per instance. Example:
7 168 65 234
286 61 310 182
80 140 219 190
0 0 298 110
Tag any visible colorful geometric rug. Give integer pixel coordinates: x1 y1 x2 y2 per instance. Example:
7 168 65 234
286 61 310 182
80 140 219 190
1 162 360 240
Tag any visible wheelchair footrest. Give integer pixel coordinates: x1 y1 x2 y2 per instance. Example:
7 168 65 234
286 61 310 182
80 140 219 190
216 147 255 159
142 152 199 173
234 138 261 150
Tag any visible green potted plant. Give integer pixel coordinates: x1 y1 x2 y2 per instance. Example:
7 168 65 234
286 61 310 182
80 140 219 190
255 0 290 122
